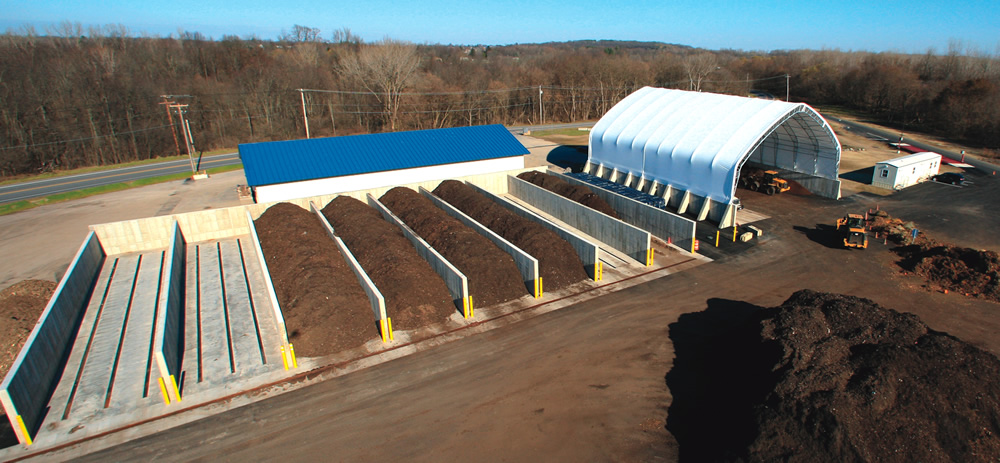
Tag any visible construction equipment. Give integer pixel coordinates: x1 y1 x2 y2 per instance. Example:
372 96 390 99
739 168 791 195
836 213 869 249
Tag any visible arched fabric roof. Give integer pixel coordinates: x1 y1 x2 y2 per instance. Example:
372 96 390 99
588 87 841 203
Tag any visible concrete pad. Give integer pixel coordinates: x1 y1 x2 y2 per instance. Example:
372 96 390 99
238 237 282 367
181 245 202 387
69 255 140 419
195 244 234 385
219 240 265 373
108 252 164 408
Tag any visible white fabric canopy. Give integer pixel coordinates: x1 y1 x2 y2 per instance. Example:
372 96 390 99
588 87 841 203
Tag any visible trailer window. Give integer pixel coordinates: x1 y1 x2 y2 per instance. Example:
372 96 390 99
880 169 888 178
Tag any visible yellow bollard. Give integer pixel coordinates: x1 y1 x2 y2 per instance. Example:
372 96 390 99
594 263 599 281
715 230 720 247
158 377 171 405
470 296 475 317
380 320 387 343
281 345 289 370
290 344 298 369
599 262 603 280
463 297 469 319
540 277 544 298
16 415 32 446
171 375 182 402
388 318 394 341
733 226 737 242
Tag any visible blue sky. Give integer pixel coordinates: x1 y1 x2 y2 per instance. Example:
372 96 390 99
4 0 999 53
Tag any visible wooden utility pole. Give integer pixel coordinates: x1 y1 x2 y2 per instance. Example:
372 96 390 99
159 96 182 157
538 85 544 125
169 103 196 174
298 89 311 138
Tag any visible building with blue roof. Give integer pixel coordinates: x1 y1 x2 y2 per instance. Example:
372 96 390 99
239 124 529 203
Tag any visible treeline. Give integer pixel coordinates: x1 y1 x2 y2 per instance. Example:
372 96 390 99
1 25 998 177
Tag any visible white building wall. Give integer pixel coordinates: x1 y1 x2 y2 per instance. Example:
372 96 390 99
254 156 524 203
872 153 941 190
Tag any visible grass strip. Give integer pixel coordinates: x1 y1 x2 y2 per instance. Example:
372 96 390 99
0 164 242 217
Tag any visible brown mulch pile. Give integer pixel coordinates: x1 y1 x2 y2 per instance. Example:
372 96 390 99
669 289 1000 462
516 171 619 218
433 180 588 291
254 203 374 357
322 196 455 330
0 280 55 382
379 187 529 306
871 210 1000 302
896 243 1000 301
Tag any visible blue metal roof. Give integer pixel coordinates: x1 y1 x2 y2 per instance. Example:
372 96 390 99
239 124 529 187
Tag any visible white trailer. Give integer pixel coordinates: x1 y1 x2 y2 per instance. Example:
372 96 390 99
872 152 941 190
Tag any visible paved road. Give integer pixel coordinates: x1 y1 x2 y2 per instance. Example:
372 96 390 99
823 115 1000 174
0 153 240 204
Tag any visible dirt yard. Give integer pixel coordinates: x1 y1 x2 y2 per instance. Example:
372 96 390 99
254 203 375 356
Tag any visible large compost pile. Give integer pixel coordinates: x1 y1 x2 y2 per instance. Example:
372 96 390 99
432 180 588 291
322 196 454 330
379 187 529 306
668 289 1000 462
254 203 374 356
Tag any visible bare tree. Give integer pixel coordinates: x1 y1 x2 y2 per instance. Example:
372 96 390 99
683 52 718 91
338 38 420 131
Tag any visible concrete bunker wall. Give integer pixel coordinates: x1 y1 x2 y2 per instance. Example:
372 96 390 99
506 175 651 265
1 232 105 445
366 194 471 315
554 172 697 249
465 182 600 280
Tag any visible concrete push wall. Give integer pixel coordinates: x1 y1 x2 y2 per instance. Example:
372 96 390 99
153 221 186 404
366 194 470 314
465 182 600 280
244 210 289 348
309 202 388 322
1 231 106 445
507 175 651 265
554 172 697 248
419 186 540 296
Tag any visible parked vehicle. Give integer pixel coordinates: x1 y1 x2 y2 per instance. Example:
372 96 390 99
932 172 965 185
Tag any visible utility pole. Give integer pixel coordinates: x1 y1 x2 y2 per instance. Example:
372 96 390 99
298 89 310 139
785 74 790 102
169 103 196 174
159 96 182 157
538 85 544 125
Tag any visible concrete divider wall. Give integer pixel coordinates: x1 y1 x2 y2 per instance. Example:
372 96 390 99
245 210 289 346
309 202 388 322
1 231 106 445
507 176 651 264
419 186 540 293
365 195 469 312
555 172 697 246
153 221 186 403
466 182 600 280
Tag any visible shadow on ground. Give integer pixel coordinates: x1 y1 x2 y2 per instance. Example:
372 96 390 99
546 145 587 172
665 298 777 462
1 418 16 449
793 224 843 249
840 166 874 184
